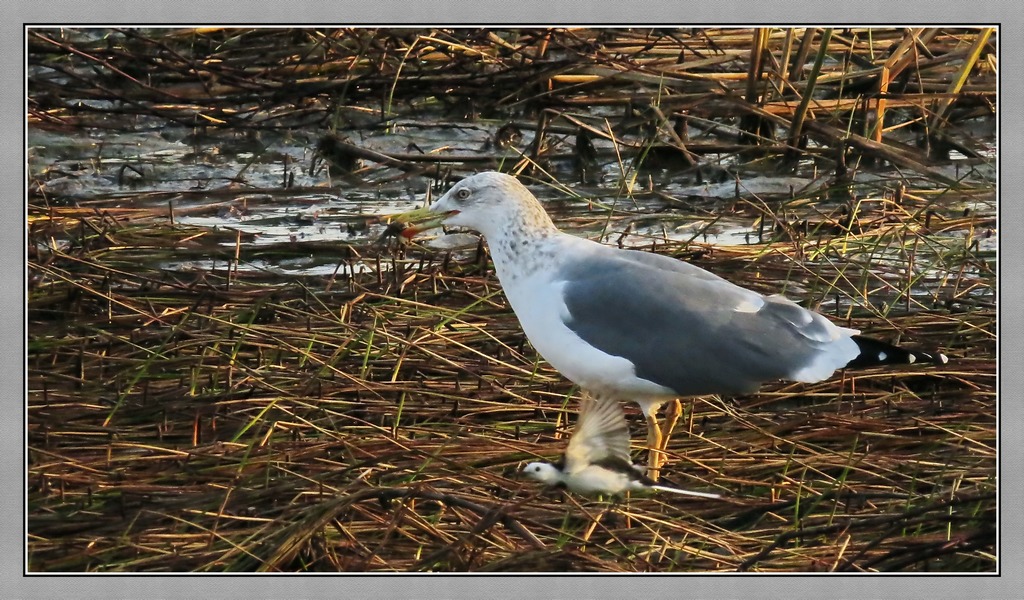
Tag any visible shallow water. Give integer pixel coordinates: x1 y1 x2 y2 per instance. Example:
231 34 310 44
28 110 996 306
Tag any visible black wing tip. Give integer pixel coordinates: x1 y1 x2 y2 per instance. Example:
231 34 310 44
916 350 949 365
849 335 948 368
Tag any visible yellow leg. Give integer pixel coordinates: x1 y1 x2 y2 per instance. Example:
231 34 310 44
658 399 683 456
645 413 664 481
645 399 683 481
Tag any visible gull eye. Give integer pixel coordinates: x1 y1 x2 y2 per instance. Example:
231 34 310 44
455 188 471 200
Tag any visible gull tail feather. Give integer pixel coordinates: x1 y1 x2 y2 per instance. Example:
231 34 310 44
649 485 722 499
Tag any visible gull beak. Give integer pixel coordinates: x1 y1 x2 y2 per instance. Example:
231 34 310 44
386 205 458 240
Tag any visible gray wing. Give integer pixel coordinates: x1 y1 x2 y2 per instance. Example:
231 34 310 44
563 396 632 475
559 248 858 396
614 247 734 284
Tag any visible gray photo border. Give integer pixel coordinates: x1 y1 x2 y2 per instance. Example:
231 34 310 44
9 2 1017 598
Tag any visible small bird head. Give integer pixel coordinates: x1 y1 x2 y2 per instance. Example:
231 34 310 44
521 461 563 486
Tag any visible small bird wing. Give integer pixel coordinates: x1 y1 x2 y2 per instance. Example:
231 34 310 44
563 396 632 474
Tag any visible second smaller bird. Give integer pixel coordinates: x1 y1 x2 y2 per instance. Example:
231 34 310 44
523 395 721 499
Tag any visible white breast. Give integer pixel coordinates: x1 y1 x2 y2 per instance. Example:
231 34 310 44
565 465 632 496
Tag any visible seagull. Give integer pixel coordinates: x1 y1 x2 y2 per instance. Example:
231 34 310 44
522 394 721 498
395 171 947 478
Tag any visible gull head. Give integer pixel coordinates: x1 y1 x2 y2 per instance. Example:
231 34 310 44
428 172 540 236
521 461 563 486
394 172 555 242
